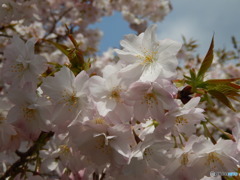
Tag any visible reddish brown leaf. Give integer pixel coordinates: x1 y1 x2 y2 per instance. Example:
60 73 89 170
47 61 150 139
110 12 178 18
208 90 236 111
197 36 214 79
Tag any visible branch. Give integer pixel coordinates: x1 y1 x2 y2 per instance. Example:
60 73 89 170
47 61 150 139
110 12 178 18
0 34 12 38
0 131 54 180
43 7 73 39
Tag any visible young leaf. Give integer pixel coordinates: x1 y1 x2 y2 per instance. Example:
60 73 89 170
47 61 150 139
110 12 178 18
205 78 240 85
189 68 197 80
204 79 240 97
208 90 236 111
197 36 214 79
45 40 70 57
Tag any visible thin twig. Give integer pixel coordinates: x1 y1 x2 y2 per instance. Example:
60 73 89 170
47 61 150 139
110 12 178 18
0 34 12 38
43 7 73 39
0 131 54 180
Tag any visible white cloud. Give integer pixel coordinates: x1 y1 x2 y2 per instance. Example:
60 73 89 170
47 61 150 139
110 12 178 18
157 0 240 54
157 18 213 55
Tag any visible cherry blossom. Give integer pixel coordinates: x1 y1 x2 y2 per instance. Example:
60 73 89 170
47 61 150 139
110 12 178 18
41 66 89 131
0 98 17 151
115 24 182 81
88 65 128 116
2 35 47 87
126 81 177 122
0 0 239 179
6 83 51 140
166 97 205 136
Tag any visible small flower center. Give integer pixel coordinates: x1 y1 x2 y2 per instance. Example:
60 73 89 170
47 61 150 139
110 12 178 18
175 116 188 126
11 63 25 73
180 153 189 166
109 87 122 102
22 107 35 121
206 152 224 167
0 113 5 124
144 147 153 161
94 117 106 125
94 135 112 154
59 145 71 155
136 48 158 65
143 93 158 107
143 54 154 64
95 136 105 149
62 90 79 111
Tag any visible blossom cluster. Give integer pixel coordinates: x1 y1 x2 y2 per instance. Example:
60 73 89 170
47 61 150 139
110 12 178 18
0 24 238 180
0 0 171 56
1 0 240 180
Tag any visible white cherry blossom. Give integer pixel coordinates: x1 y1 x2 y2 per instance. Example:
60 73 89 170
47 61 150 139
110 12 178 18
88 65 128 116
0 98 17 151
166 97 205 137
41 66 89 131
6 83 51 140
126 81 177 122
3 35 47 86
115 24 182 82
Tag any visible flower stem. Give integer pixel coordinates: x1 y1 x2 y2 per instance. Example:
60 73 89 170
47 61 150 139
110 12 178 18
205 118 236 142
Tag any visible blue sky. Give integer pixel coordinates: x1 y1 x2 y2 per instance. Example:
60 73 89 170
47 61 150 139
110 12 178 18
92 0 240 55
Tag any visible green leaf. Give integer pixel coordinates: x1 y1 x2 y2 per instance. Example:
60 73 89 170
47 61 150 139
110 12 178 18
45 40 70 57
208 90 236 111
202 94 215 106
189 68 197 80
205 78 240 85
197 35 214 79
173 79 185 87
204 79 240 97
45 39 88 75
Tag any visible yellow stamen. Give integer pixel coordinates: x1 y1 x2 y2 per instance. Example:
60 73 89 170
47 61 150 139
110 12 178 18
94 117 106 125
180 153 189 166
61 90 79 111
94 136 112 154
142 93 158 107
0 113 5 124
136 48 158 65
22 107 35 121
206 152 224 166
59 145 70 154
144 147 153 161
175 116 188 126
11 63 25 73
109 87 122 102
